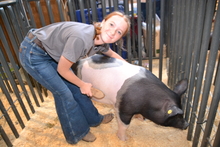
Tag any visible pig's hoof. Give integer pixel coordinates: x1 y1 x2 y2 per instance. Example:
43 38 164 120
101 113 114 124
117 133 127 141
133 114 145 121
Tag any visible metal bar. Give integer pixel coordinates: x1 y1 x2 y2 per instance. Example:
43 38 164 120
137 0 142 66
187 0 208 141
181 0 191 114
213 122 220 147
17 0 31 33
45 0 55 23
200 59 220 147
7 6 23 46
124 0 131 63
33 80 45 103
35 1 46 26
2 3 41 108
167 0 174 87
177 0 186 81
152 0 155 58
90 0 97 22
184 0 198 121
159 0 164 80
143 1 148 58
78 0 86 23
22 69 41 107
192 0 217 146
108 0 112 12
12 0 30 35
67 0 76 21
0 48 30 124
173 0 181 85
0 90 19 138
0 125 13 147
0 64 13 93
0 48 26 130
169 0 178 88
0 23 36 113
0 7 19 57
101 0 106 17
180 0 190 80
112 0 118 11
56 0 65 21
26 0 37 28
131 0 137 58
83 0 90 24
148 0 153 71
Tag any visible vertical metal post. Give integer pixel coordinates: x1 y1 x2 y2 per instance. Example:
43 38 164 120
46 0 55 23
148 0 153 71
78 0 86 23
124 0 131 63
0 49 26 129
137 0 142 66
25 0 37 28
159 0 164 80
90 0 97 22
213 122 220 147
67 0 76 21
0 23 36 114
35 1 46 26
56 0 65 21
0 125 13 147
112 0 118 11
187 0 209 141
169 0 178 88
200 61 220 147
0 92 19 138
184 0 198 121
192 0 217 146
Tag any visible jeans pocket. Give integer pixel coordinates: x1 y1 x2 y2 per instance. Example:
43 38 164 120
29 47 48 65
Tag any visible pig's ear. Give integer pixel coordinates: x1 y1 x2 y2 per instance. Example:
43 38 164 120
167 106 183 117
173 79 188 96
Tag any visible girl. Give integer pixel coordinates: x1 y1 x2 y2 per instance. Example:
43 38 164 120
19 11 130 144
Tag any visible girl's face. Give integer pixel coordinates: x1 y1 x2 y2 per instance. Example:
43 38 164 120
100 15 128 44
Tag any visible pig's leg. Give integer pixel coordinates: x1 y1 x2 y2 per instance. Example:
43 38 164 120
114 108 130 141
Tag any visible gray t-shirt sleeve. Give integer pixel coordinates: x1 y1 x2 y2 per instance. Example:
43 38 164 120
62 37 85 63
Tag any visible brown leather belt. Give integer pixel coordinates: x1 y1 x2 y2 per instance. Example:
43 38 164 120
28 32 46 51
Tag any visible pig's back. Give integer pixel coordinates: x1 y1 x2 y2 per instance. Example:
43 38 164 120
77 54 141 104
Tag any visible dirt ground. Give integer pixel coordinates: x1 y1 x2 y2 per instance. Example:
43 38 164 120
12 92 191 147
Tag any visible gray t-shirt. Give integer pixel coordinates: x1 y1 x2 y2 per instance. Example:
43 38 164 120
32 21 109 63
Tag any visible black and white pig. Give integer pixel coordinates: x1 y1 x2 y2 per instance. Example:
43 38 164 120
73 54 189 141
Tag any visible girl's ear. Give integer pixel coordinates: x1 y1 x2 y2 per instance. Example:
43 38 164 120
101 20 105 27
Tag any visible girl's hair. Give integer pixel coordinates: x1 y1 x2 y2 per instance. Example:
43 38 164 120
93 11 130 50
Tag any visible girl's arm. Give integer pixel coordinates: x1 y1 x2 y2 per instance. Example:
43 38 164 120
57 55 93 97
102 48 126 61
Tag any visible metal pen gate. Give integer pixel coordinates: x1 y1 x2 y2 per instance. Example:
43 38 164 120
0 0 219 147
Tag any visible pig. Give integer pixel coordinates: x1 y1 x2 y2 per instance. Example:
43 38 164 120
72 54 189 141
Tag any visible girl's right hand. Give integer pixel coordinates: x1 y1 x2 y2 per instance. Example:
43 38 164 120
80 82 93 97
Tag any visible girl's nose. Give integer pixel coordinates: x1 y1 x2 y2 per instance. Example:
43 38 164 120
110 29 116 36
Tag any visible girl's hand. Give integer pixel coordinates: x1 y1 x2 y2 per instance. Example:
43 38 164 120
80 82 93 97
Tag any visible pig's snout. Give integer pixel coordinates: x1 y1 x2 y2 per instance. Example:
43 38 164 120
182 122 189 130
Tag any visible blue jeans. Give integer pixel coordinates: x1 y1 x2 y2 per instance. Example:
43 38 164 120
19 31 103 144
